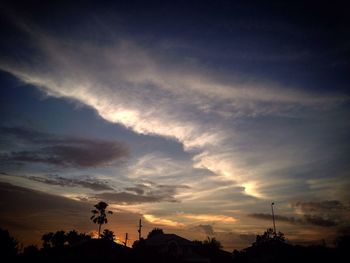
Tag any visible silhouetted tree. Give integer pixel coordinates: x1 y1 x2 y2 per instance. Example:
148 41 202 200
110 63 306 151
22 245 39 260
101 229 115 241
66 230 79 246
132 237 146 249
43 229 91 248
0 228 18 259
78 232 92 242
253 228 285 246
192 237 225 262
51 230 66 247
203 236 223 250
336 235 350 251
147 228 164 239
42 232 54 249
90 201 113 238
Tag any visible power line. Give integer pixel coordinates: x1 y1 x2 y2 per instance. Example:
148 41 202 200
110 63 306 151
271 202 276 235
123 233 129 246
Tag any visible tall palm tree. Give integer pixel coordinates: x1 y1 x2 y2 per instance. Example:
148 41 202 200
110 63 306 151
90 201 113 238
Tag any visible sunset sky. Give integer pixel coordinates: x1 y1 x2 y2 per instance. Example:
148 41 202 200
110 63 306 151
0 0 349 251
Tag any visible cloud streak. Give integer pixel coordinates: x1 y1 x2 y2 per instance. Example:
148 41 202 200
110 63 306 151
143 214 184 227
249 212 339 228
182 214 236 223
25 174 114 191
94 182 189 204
0 126 129 168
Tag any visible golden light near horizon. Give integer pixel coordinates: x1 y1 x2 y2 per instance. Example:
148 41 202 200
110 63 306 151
242 182 265 199
143 214 185 227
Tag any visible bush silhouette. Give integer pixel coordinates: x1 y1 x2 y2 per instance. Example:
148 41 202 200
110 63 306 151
147 228 164 239
0 228 18 259
101 229 115 241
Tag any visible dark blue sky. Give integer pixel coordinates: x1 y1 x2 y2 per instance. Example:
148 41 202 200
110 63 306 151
1 0 349 90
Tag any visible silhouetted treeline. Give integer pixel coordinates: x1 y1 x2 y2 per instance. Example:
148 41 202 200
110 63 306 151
232 228 350 263
1 227 350 263
42 230 92 248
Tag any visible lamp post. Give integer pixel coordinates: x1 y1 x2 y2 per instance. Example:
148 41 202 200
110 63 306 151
271 202 276 235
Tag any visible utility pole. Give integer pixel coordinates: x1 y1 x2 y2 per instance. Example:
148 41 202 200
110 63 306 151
137 218 143 240
271 202 276 235
123 233 129 247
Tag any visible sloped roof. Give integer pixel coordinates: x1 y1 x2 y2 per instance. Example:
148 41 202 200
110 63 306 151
146 234 194 246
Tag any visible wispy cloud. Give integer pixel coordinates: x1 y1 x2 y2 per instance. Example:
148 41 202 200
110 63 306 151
94 182 189 204
293 200 346 213
143 214 184 227
182 213 236 223
25 174 114 191
249 199 350 229
249 212 339 228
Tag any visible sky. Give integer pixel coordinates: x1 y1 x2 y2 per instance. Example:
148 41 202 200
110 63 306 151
0 0 349 251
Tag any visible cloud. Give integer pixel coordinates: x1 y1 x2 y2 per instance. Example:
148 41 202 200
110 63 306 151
293 200 345 213
94 182 189 204
95 191 163 204
289 200 350 228
25 174 114 191
182 214 236 223
143 214 184 227
303 215 338 227
249 213 300 224
249 212 339 228
0 126 129 168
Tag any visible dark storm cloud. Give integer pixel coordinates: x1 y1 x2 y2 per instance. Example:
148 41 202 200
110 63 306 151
25 174 114 191
95 183 189 204
0 126 129 167
249 213 338 228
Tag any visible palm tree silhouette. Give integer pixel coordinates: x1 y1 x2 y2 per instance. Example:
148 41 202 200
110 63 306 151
90 201 113 238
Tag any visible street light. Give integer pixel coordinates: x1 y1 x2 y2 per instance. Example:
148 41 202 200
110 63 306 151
271 202 276 235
